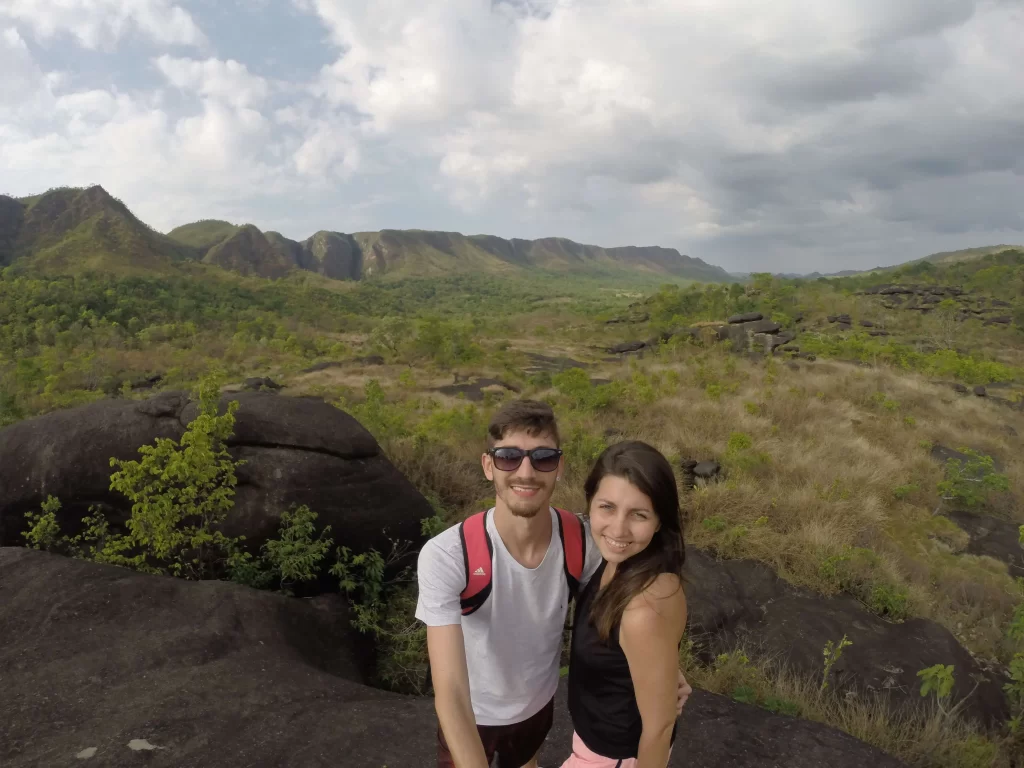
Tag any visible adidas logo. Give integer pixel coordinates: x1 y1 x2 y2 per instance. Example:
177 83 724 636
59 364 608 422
473 567 486 576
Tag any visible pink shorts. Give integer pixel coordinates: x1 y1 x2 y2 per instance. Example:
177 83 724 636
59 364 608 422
558 732 637 768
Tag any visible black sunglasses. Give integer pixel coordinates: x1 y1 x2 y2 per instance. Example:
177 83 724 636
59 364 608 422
487 446 563 473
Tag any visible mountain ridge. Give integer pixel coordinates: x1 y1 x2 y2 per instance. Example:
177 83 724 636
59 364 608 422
1 185 734 283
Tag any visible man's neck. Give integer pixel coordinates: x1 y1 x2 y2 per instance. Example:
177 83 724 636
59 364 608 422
492 502 553 569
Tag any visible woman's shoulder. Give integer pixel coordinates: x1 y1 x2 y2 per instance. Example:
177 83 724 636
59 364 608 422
621 573 686 628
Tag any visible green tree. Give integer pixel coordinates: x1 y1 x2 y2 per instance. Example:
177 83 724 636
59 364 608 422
106 373 245 578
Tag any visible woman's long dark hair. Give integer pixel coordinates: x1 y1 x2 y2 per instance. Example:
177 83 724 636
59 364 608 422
584 440 686 641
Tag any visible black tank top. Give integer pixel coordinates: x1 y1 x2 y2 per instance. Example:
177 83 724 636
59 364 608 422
567 560 679 759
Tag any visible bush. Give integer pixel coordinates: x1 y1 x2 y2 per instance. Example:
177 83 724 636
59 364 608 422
937 449 1010 509
230 504 335 594
105 374 245 578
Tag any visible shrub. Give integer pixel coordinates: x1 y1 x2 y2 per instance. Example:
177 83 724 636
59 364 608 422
821 634 852 692
22 495 62 551
937 448 1010 509
105 373 245 579
229 504 335 594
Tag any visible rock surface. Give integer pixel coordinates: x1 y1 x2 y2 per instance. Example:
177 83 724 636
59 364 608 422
945 511 1024 578
684 549 1009 727
0 391 434 557
0 548 907 768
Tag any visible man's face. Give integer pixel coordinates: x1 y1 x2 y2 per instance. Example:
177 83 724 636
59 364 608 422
482 429 562 519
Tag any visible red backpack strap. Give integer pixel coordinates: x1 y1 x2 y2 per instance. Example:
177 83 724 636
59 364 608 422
555 507 585 601
459 510 494 616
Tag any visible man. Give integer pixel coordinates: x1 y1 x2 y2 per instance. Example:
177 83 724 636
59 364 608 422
415 399 691 768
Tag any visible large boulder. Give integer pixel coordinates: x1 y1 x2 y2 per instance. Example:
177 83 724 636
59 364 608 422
0 548 907 768
684 549 1009 728
0 391 433 558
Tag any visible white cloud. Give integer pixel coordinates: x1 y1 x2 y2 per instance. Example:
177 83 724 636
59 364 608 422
155 55 270 109
0 0 205 49
300 0 1024 269
2 0 1022 271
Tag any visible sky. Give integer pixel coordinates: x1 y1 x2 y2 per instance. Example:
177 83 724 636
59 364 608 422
1 0 1022 275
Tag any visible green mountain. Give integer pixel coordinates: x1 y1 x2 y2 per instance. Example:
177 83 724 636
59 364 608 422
916 244 1024 266
0 185 733 283
0 186 196 275
807 244 1024 279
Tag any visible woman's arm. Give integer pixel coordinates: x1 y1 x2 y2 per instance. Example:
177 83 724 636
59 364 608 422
619 574 687 768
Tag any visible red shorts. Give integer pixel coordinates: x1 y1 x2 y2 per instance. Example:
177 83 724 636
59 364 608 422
437 697 555 768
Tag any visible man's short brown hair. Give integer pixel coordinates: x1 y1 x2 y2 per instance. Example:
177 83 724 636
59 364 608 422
487 399 560 447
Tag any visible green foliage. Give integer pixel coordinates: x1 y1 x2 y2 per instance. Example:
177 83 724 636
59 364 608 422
22 495 62 551
562 425 608 476
1005 653 1024 733
701 516 728 533
818 546 908 621
368 316 411 357
868 583 910 621
869 391 900 411
799 333 1022 385
937 448 1010 509
722 431 771 474
339 380 410 444
893 483 919 501
821 634 852 692
726 432 753 453
105 373 244 578
918 664 955 700
552 367 620 412
246 505 334 593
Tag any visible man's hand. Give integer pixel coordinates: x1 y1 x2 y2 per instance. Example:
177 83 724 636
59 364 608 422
676 668 692 715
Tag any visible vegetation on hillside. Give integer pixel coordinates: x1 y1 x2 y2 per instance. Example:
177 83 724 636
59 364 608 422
3 236 1024 765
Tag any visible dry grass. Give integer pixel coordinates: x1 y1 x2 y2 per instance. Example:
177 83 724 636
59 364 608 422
266 326 1023 765
684 642 1016 768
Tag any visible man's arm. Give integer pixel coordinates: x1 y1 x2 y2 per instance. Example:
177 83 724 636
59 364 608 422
415 534 490 768
427 624 490 768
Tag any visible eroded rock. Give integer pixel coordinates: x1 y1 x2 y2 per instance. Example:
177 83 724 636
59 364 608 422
0 391 433 557
684 549 1009 727
0 548 908 768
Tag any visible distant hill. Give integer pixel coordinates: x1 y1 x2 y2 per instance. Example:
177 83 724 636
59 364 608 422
1 185 734 284
0 186 196 275
915 244 1024 266
800 245 1024 279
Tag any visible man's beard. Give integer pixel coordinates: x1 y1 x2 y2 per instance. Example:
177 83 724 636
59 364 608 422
497 477 551 518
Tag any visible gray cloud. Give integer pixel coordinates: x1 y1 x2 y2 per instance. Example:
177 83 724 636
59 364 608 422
0 0 1022 274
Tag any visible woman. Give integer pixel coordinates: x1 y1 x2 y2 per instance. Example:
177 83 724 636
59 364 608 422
562 440 687 768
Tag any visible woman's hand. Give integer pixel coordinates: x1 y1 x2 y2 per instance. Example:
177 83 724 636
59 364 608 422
676 669 692 715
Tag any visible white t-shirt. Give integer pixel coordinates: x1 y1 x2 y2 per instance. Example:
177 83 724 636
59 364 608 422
415 506 603 726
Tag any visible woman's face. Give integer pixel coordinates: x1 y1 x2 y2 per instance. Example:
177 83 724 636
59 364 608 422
588 474 661 564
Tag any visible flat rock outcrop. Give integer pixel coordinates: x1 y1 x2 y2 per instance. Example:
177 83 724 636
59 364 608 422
0 548 907 768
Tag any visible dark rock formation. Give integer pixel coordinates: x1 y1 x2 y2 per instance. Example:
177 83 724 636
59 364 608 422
729 312 764 324
945 511 1024 578
353 354 386 365
693 461 723 483
608 341 647 354
242 376 282 392
436 377 520 402
300 231 362 280
684 550 1009 728
0 548 908 768
204 224 296 279
0 391 433 557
